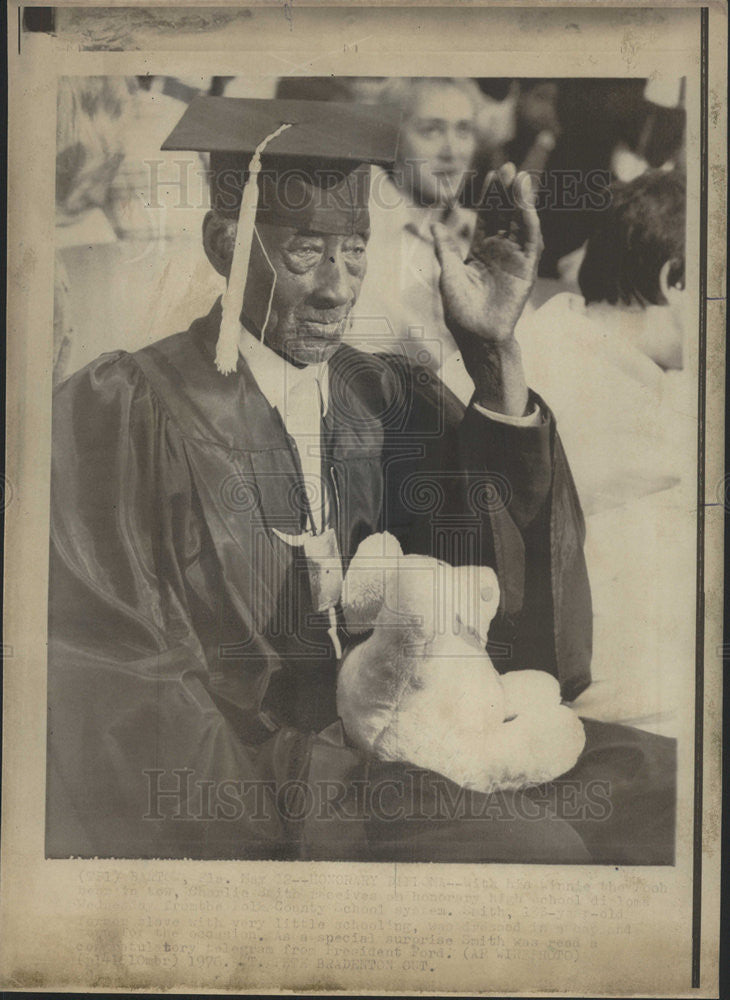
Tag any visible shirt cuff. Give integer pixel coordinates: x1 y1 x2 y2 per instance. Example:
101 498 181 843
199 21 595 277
472 400 544 427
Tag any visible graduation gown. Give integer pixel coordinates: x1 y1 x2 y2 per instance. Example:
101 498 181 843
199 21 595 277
46 301 673 863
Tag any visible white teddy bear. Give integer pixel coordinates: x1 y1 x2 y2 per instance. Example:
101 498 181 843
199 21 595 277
337 532 586 794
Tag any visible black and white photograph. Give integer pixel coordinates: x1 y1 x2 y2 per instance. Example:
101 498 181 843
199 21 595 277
3 3 725 995
46 68 689 864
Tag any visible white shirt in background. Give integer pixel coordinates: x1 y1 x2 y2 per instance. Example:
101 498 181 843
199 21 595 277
517 291 694 736
349 168 475 373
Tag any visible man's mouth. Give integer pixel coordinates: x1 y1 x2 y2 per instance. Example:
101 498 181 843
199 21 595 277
297 317 349 339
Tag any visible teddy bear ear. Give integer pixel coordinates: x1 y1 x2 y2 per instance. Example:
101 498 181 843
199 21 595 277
341 532 402 633
453 565 501 644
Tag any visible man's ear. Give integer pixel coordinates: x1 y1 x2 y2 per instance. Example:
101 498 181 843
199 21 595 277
202 210 236 278
658 257 684 301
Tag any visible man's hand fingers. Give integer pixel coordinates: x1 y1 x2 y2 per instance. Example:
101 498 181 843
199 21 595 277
498 161 517 189
431 222 466 278
470 166 543 272
513 172 543 263
476 162 521 241
515 171 537 210
476 163 514 229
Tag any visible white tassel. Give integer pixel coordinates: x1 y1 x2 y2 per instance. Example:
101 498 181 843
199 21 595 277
216 121 293 375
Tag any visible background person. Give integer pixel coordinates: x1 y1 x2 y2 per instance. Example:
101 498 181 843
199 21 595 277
518 169 691 735
519 168 688 513
348 77 481 376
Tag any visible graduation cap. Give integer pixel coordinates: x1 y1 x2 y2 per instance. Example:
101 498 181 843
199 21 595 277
162 96 401 373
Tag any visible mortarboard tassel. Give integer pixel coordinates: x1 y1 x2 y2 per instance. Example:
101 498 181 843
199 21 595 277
216 121 293 375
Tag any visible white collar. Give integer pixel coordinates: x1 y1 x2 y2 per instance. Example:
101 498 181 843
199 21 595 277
237 323 330 419
377 170 475 247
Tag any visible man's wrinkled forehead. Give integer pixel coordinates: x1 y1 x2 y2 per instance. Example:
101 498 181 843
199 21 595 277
210 153 372 235
257 222 371 245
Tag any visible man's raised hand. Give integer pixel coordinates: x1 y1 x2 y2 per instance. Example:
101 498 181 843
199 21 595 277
431 164 543 415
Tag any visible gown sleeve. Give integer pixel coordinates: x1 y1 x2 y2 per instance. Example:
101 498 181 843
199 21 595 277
382 358 592 702
457 394 593 701
46 352 312 859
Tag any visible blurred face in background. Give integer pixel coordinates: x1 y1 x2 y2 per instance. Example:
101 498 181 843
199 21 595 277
395 81 477 208
517 81 561 137
347 77 390 105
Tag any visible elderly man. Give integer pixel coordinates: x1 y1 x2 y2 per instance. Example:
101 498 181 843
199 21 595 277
46 97 674 863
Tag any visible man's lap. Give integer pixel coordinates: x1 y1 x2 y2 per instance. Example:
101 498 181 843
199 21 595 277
311 718 676 865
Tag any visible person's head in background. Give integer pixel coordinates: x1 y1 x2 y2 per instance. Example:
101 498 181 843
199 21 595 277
578 169 686 370
516 79 561 137
503 79 562 171
380 78 480 208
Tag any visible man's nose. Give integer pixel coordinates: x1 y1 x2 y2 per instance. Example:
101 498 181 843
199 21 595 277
312 250 352 307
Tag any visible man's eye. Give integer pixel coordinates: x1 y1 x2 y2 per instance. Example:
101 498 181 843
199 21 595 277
283 245 325 270
288 244 323 257
343 243 367 268
281 243 325 273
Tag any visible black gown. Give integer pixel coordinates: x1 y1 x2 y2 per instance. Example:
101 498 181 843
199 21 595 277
46 300 674 862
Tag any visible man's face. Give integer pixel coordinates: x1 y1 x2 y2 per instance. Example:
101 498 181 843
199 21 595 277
396 82 476 207
255 222 368 366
